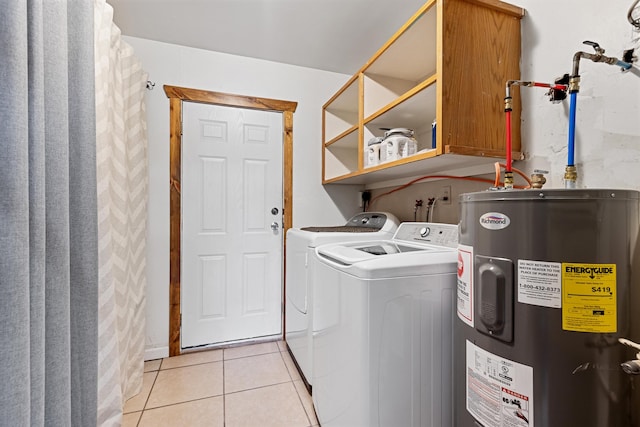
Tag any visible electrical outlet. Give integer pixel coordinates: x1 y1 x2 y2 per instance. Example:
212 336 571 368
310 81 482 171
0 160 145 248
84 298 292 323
441 186 451 204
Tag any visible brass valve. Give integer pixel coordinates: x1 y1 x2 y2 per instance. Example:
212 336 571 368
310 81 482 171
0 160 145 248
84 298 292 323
530 169 548 189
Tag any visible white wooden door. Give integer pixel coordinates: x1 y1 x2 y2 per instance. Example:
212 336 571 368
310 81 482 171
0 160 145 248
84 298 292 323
181 101 283 348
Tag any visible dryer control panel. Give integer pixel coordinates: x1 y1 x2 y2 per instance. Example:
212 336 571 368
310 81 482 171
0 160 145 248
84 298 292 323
348 212 391 229
393 222 458 248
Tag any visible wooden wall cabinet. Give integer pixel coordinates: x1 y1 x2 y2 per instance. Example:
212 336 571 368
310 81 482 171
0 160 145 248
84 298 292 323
322 0 524 185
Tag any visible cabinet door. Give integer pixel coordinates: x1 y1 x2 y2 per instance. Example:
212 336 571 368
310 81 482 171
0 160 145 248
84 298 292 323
441 0 523 156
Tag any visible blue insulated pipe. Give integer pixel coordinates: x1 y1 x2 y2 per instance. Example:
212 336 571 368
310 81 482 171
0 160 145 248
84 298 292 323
564 41 635 187
615 59 633 71
568 91 578 166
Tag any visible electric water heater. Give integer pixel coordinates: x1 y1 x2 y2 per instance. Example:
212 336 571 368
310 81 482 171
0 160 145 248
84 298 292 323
455 189 640 427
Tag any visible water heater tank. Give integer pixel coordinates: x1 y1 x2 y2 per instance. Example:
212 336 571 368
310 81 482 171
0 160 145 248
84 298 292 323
455 189 640 427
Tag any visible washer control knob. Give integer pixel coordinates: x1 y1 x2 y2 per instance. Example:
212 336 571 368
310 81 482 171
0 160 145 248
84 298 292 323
420 227 430 237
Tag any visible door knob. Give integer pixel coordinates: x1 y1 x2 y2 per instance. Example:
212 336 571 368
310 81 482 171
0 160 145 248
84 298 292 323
271 221 280 231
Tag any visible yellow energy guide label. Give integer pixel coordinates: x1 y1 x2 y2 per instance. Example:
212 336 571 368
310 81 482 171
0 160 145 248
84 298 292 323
562 263 617 333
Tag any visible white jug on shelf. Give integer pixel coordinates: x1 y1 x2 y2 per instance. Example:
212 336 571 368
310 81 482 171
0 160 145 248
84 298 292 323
381 128 417 162
365 137 383 167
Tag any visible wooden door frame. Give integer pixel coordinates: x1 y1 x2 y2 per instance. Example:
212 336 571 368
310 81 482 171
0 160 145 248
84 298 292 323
164 85 297 356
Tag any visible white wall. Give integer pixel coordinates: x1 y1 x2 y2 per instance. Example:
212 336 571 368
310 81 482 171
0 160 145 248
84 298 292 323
129 0 640 359
124 36 361 359
371 0 640 222
517 0 640 188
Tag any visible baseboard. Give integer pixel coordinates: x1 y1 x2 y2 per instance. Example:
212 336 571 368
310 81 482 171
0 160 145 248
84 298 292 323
144 346 169 361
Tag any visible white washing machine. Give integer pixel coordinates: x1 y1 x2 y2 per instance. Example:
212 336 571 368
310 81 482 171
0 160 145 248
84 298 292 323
312 222 458 427
285 212 399 389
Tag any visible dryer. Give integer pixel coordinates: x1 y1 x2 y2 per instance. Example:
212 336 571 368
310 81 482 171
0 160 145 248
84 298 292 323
285 212 399 389
312 222 458 427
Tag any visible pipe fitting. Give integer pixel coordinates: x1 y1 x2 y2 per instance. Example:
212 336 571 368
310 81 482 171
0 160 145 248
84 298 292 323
504 171 514 189
572 41 633 79
530 170 547 189
564 165 577 189
621 360 640 375
619 338 640 375
569 75 581 93
504 96 513 112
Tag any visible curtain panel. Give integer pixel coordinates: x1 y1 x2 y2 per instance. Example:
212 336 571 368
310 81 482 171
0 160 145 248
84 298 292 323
94 1 149 424
0 0 99 426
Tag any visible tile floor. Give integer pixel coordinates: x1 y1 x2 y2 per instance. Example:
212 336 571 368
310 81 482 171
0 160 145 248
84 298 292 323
123 340 319 427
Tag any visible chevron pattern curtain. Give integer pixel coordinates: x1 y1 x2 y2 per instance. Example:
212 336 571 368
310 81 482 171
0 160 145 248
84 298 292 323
94 1 149 425
0 1 98 425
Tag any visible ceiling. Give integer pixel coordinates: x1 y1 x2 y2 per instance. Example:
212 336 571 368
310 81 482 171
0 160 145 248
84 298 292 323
107 0 427 75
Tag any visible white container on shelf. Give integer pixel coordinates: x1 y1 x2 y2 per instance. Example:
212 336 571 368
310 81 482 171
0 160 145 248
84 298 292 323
380 128 417 163
365 137 383 167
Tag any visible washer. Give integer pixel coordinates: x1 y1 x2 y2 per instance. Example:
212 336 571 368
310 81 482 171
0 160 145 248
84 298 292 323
285 212 399 389
312 222 458 427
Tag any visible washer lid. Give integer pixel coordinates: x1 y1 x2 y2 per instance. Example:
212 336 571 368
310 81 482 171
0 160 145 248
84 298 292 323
286 227 396 248
317 240 443 266
316 241 457 279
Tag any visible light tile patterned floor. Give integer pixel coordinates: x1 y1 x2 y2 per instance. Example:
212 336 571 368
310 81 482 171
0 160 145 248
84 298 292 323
123 340 318 427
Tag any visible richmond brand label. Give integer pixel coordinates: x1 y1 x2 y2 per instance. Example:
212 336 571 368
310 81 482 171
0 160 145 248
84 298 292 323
479 212 510 230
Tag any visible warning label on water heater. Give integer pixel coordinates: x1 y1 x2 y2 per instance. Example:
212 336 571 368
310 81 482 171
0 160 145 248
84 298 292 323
457 245 474 327
466 341 534 427
562 263 617 333
517 260 562 308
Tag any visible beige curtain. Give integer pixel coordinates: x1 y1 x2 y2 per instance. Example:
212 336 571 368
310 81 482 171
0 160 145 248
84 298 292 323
94 1 149 425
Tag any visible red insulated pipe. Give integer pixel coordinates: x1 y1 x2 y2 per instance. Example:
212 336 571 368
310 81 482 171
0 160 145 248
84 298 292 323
505 110 512 172
503 80 567 173
532 82 569 91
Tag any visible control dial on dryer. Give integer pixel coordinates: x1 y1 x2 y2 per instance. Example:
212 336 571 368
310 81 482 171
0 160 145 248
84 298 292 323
420 227 430 237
